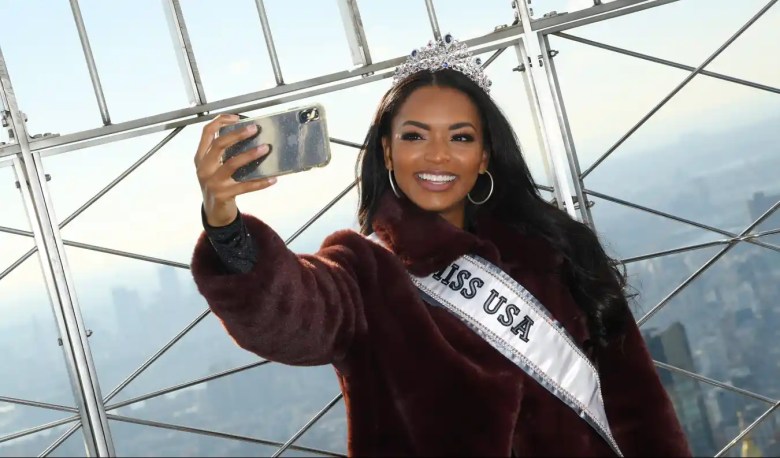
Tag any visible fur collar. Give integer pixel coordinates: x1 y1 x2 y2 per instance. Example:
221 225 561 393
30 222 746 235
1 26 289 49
370 192 562 277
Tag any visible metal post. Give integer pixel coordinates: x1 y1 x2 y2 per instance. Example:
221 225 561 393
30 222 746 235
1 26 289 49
254 0 285 85
0 45 114 456
336 0 373 66
424 0 442 41
512 42 563 207
162 0 207 106
511 4 579 220
67 0 111 125
538 33 593 227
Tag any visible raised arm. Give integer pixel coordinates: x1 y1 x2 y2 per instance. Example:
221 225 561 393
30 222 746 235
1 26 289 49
191 214 367 366
191 114 366 366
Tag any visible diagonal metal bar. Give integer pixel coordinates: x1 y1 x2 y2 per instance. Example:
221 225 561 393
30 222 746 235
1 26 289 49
585 188 780 254
102 308 210 404
622 240 727 264
534 0 679 34
0 128 183 281
637 201 780 326
285 179 358 246
481 47 507 69
554 32 780 95
621 225 780 264
106 360 271 411
254 0 284 85
39 422 81 458
272 393 344 458
580 0 779 179
423 0 442 41
0 396 78 415
653 361 777 405
715 401 779 457
0 243 36 281
62 239 190 270
106 413 345 457
0 417 79 444
329 137 362 149
0 36 515 161
163 0 207 106
68 0 110 125
59 127 184 228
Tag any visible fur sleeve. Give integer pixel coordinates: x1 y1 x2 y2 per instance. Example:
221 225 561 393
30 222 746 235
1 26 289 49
190 213 367 367
597 318 692 457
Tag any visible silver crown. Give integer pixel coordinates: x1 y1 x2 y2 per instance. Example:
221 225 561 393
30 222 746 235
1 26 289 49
392 34 492 94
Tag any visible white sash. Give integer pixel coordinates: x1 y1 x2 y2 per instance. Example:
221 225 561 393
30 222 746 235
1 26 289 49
368 233 622 456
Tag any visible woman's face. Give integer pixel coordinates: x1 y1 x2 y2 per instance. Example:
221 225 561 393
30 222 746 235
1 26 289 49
382 85 488 228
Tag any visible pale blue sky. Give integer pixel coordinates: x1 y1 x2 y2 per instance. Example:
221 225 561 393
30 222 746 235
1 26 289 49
0 0 778 309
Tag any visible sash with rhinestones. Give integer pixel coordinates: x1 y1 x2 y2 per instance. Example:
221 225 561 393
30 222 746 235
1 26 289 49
368 233 623 456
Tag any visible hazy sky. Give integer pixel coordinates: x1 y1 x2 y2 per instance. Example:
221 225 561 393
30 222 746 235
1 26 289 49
0 0 778 310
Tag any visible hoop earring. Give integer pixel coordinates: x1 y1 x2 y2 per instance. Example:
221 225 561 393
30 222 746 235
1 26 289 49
468 170 494 205
388 169 401 198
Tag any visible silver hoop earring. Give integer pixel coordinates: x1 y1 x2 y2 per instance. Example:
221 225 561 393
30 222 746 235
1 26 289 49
388 169 401 198
468 170 494 205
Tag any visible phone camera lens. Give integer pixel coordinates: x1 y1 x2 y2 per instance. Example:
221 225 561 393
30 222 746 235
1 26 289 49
299 108 320 124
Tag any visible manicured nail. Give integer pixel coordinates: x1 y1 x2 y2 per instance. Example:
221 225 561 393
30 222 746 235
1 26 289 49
268 177 277 184
245 124 257 132
256 144 270 155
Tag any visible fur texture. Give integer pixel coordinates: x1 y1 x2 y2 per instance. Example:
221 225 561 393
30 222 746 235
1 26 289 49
191 193 691 457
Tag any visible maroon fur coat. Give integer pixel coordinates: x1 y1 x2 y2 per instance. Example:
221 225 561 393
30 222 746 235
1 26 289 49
191 192 691 457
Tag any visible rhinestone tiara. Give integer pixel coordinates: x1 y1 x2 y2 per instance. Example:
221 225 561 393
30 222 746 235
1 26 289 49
392 34 492 94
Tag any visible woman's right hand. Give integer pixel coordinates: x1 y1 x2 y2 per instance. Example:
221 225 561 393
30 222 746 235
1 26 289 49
195 114 276 227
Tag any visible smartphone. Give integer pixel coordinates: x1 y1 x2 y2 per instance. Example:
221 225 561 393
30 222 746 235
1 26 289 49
218 104 331 182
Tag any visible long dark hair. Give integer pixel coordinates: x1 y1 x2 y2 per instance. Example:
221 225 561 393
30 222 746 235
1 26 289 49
356 69 630 347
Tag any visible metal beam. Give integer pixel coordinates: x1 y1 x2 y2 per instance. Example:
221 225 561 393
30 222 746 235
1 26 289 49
0 27 523 161
585 188 780 254
254 0 284 85
0 417 79 445
0 396 78 415
539 33 593 227
39 423 82 458
513 2 578 219
67 0 110 125
424 0 442 41
272 393 343 457
336 0 372 66
534 0 679 34
638 201 780 327
715 402 779 457
106 413 345 457
1 43 114 456
106 361 270 411
581 0 779 178
554 32 780 95
653 361 777 405
162 0 207 106
102 309 210 404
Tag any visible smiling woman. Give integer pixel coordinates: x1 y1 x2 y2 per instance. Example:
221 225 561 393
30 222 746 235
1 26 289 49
190 36 692 457
381 86 488 228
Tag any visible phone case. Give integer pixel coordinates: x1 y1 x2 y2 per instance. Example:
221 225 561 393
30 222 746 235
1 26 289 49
218 104 331 182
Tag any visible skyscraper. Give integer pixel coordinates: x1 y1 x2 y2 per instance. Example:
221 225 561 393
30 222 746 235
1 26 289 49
644 322 717 456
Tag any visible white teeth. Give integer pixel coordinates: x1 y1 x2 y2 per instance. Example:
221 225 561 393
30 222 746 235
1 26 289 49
417 173 456 183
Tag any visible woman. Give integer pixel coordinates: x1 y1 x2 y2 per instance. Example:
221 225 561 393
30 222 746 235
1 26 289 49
191 36 691 456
